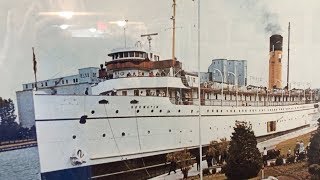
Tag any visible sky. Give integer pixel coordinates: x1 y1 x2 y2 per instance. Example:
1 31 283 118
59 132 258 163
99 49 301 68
1 0 320 101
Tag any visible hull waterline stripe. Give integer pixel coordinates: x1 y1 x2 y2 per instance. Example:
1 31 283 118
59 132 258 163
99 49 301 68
35 108 315 122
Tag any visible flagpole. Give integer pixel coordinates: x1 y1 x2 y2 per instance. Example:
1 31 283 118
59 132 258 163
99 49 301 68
32 47 38 91
197 0 203 179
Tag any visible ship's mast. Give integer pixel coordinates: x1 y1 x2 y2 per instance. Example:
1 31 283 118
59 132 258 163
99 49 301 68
172 0 176 64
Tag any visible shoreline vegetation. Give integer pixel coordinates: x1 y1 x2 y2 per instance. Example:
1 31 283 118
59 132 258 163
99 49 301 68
0 98 37 151
192 131 314 180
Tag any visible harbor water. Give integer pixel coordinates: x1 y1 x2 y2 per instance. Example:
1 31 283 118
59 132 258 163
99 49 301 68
0 147 40 180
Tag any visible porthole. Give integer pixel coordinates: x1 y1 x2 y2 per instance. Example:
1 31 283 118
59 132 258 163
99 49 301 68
207 110 209 113
151 110 154 113
212 110 214 112
156 106 158 108
72 135 76 139
210 127 212 129
191 110 193 113
147 131 150 134
143 106 146 108
169 129 171 132
180 130 182 133
167 110 170 113
91 110 95 114
122 132 125 136
160 110 162 113
131 106 133 109
102 134 106 137
139 106 141 108
216 110 218 113
116 110 119 113
178 109 181 112
136 110 140 113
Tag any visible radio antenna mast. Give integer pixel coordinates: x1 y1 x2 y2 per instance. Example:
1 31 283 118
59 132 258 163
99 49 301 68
287 22 290 89
141 33 158 51
171 0 176 65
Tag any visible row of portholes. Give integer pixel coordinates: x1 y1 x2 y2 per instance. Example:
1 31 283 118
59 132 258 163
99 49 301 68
91 106 306 116
92 105 306 115
137 109 181 113
72 129 188 139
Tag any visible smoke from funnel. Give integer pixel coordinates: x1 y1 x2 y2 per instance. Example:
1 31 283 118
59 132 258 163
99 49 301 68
233 0 282 35
262 11 282 34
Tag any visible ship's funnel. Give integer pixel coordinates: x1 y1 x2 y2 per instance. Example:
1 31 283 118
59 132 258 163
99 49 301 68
269 34 283 89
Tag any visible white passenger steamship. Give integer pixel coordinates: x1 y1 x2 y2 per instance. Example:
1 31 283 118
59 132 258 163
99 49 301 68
33 2 319 180
34 45 319 179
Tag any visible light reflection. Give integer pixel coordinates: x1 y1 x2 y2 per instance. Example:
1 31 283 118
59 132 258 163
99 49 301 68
58 11 74 19
89 28 97 33
59 24 70 30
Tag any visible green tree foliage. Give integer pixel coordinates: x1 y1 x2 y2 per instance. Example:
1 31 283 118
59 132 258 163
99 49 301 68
0 98 19 141
0 97 36 141
308 118 320 165
225 121 263 180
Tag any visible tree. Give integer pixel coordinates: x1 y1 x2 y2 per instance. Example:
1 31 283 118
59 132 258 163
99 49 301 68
225 121 263 180
308 118 320 165
207 138 229 164
167 149 195 179
0 98 19 141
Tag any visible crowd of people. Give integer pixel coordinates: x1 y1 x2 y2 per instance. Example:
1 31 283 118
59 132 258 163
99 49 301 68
262 139 311 166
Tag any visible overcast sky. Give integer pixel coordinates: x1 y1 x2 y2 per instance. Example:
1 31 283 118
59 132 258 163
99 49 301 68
1 0 320 100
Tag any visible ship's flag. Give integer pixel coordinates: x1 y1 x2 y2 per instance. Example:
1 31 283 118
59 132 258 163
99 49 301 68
32 47 37 74
32 47 38 90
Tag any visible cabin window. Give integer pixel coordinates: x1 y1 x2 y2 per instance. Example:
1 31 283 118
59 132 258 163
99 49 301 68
215 94 218 99
130 52 134 57
115 54 118 59
134 90 139 96
124 52 128 58
62 80 64 84
112 55 115 60
119 53 123 58
135 52 139 57
25 84 28 89
139 53 143 58
207 93 209 99
150 53 153 59
122 91 127 96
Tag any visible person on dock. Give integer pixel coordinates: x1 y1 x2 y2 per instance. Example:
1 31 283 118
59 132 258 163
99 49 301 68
196 152 200 171
287 148 291 158
168 157 177 175
263 147 268 166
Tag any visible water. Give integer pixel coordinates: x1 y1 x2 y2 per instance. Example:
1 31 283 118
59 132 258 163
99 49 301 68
0 147 40 180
